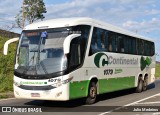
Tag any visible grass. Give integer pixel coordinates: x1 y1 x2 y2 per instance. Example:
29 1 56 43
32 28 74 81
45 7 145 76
0 91 14 99
0 95 7 99
155 64 160 78
0 36 17 93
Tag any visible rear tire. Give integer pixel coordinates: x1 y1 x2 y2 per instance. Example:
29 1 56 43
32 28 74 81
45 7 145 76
86 82 97 105
136 78 143 93
143 77 148 91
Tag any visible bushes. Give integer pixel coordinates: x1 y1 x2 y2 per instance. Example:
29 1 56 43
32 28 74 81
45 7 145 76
0 36 17 92
156 64 160 78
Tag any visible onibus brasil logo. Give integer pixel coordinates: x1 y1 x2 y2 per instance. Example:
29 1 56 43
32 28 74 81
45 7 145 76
94 53 109 68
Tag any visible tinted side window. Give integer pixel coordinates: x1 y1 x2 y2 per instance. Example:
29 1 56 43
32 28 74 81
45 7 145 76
137 39 142 55
117 34 125 53
150 42 155 56
128 37 136 54
142 41 155 56
89 27 155 56
73 25 90 59
69 38 81 68
124 36 129 53
108 32 118 52
141 40 145 55
144 41 149 56
132 38 136 54
101 30 108 50
68 25 90 70
89 27 109 55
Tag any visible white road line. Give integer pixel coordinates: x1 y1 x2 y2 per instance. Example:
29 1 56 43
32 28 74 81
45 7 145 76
0 98 15 101
138 101 160 105
99 93 160 115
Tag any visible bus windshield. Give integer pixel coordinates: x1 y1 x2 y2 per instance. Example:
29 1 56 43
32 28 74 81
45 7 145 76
15 27 71 76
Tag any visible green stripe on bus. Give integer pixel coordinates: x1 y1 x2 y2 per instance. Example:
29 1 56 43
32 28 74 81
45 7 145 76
69 76 135 99
69 80 89 99
99 76 135 94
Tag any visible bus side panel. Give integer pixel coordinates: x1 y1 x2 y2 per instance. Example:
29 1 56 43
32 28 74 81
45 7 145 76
99 76 135 94
68 68 90 100
69 80 90 99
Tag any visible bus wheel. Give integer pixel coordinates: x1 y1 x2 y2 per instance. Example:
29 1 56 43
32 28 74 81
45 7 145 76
143 77 148 91
86 82 97 105
136 78 143 93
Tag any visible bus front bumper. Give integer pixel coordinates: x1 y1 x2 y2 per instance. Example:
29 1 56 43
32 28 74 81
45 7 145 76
14 83 70 101
13 75 70 101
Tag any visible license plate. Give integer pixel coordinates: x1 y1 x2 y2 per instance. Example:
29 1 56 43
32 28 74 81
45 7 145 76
31 93 40 97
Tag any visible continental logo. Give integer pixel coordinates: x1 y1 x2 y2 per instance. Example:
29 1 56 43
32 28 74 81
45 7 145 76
94 53 152 71
94 53 138 68
140 56 152 71
94 53 109 68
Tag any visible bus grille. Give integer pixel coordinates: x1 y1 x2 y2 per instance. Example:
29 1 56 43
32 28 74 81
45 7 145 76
18 85 56 90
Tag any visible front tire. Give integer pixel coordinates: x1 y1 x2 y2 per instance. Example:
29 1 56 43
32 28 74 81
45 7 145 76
86 82 97 105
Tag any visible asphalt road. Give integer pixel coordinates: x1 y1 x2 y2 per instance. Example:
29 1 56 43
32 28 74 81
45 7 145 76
0 80 160 115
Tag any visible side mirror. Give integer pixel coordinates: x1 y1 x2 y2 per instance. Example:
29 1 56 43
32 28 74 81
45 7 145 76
3 37 19 55
63 34 81 54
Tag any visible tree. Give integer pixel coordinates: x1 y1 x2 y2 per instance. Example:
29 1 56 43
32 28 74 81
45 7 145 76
16 0 47 29
15 11 23 29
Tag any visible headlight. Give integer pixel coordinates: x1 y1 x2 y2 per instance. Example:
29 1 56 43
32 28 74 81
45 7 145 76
51 77 73 87
62 77 73 84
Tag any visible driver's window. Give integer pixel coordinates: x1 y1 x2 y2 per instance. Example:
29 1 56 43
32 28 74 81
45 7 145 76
68 25 90 71
68 37 81 69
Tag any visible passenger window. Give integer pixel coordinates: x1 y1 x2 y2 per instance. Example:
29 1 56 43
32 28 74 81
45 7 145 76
124 36 128 53
108 32 117 52
108 33 112 52
128 37 132 54
89 27 154 56
150 42 155 56
137 39 141 55
89 27 107 55
141 40 144 55
132 38 136 54
117 34 125 53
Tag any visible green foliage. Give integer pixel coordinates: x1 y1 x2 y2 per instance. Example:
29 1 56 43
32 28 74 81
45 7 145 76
15 12 23 28
0 95 7 99
24 0 47 24
16 0 47 28
0 36 17 92
156 63 160 78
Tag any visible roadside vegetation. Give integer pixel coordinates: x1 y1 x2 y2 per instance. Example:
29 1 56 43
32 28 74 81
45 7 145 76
0 36 17 93
156 63 160 78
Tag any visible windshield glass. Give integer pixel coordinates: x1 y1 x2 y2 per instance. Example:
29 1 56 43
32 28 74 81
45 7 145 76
16 27 70 75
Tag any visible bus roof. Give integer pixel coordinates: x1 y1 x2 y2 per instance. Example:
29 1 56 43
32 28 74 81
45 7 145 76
24 17 153 42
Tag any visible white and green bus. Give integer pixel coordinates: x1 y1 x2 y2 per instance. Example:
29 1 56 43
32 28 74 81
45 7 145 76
4 18 155 104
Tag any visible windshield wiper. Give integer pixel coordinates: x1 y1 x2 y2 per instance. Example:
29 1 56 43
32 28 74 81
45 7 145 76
22 49 37 75
36 33 49 75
